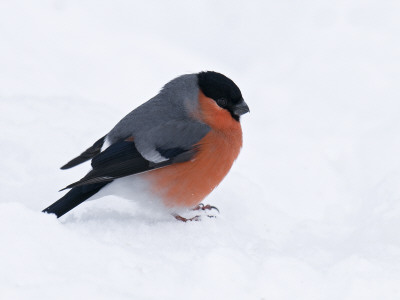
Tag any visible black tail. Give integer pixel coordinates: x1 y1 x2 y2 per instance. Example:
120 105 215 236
42 182 110 218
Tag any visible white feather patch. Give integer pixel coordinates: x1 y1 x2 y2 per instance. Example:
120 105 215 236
141 149 168 163
101 137 111 152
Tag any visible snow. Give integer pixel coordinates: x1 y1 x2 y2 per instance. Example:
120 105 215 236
1 0 400 299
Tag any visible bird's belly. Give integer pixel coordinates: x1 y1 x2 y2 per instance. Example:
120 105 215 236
92 174 164 209
143 130 242 208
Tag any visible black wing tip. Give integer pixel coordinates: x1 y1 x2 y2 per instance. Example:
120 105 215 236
59 181 81 191
59 176 115 192
60 155 94 170
60 135 107 170
60 162 74 170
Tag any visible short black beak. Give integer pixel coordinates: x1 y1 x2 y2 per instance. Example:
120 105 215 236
233 100 250 116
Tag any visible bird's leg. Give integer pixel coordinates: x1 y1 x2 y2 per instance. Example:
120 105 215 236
173 214 201 222
192 203 220 213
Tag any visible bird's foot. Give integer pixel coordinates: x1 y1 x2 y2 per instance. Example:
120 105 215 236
192 203 220 213
174 214 201 222
173 204 219 222
174 214 217 222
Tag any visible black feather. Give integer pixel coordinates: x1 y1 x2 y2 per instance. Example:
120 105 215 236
156 147 186 159
61 135 106 170
91 139 141 168
43 182 109 218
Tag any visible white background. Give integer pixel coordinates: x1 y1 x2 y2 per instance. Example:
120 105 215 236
1 0 400 299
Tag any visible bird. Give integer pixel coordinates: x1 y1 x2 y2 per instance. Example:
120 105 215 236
42 71 249 221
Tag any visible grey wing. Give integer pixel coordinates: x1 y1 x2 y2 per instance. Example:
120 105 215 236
133 120 211 163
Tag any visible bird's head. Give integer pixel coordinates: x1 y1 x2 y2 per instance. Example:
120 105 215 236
197 71 249 122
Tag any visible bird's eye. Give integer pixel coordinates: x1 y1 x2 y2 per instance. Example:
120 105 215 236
217 98 228 107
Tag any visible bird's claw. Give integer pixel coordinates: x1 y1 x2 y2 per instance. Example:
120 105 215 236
192 203 220 213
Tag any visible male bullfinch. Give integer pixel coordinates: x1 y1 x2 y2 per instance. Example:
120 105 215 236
42 71 249 221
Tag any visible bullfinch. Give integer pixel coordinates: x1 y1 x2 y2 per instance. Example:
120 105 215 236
42 71 249 221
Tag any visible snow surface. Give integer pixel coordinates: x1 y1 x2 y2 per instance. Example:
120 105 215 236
1 0 400 299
